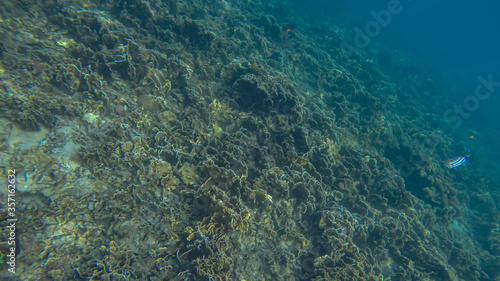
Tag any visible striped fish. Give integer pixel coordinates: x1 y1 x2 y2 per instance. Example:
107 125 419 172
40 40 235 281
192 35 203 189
447 156 468 168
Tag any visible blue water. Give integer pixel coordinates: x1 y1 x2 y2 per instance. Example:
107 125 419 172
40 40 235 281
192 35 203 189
295 0 500 127
292 0 500 178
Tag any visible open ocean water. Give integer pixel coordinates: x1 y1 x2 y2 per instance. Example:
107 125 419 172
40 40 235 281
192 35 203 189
0 0 499 280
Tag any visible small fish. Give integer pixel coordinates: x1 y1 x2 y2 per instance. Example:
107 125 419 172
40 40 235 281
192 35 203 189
252 61 258 71
447 156 468 168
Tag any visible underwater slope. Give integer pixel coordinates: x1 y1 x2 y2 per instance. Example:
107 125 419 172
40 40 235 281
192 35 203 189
0 0 499 280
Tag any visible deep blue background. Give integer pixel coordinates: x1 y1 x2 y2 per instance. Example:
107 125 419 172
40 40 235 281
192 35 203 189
290 0 500 128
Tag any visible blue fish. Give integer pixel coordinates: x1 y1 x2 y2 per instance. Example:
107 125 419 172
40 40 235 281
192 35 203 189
447 156 468 168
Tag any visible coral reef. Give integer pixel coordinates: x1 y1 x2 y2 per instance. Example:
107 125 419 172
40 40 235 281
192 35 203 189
0 0 499 280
